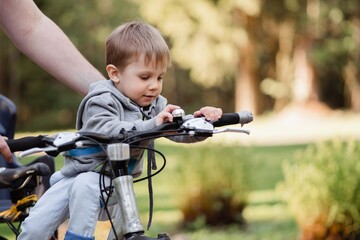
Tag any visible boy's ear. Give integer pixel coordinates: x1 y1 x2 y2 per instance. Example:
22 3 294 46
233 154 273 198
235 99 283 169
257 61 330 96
106 64 121 83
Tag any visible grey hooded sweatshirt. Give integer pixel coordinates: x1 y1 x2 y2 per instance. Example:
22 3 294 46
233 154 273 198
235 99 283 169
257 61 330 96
60 80 167 177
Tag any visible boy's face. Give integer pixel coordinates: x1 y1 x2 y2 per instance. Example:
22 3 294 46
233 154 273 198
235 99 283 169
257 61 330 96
110 54 167 107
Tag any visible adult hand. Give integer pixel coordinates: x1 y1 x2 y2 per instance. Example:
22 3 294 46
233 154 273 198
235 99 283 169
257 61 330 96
194 106 223 121
0 136 13 163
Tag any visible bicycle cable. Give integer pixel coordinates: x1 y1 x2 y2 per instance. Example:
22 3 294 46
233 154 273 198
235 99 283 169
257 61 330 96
122 129 181 144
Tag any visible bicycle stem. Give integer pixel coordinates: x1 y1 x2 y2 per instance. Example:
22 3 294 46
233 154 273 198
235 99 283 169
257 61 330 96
107 143 144 239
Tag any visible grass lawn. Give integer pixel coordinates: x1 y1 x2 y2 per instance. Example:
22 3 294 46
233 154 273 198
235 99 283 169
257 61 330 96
0 139 307 240
137 141 306 240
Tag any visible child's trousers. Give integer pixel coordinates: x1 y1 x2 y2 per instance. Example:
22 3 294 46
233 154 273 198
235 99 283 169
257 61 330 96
18 171 112 240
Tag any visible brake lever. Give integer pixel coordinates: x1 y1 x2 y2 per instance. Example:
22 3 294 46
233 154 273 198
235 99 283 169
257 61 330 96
19 146 58 158
180 117 214 131
213 127 250 135
52 132 81 146
18 132 82 158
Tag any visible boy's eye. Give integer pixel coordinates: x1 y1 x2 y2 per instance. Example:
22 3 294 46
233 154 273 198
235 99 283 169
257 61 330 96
140 76 149 80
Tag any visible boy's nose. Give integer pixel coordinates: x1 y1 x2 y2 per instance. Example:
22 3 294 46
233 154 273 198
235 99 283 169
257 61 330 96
148 79 160 90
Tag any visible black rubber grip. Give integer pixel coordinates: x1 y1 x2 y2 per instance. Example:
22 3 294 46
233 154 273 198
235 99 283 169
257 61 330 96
212 111 253 127
6 135 45 152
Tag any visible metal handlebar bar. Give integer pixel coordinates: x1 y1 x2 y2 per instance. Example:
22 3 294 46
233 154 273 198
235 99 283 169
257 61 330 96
7 110 253 158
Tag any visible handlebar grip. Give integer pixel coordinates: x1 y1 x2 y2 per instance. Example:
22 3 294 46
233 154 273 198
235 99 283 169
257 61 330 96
6 135 45 152
212 111 253 127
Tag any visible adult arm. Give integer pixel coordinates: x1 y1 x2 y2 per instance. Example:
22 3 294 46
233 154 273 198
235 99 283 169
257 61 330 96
0 0 105 95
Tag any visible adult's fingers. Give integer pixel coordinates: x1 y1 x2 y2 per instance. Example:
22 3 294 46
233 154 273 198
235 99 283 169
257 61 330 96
0 136 13 163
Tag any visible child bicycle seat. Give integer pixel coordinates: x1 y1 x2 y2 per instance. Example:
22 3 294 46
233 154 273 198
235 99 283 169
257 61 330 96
0 162 51 221
0 162 51 189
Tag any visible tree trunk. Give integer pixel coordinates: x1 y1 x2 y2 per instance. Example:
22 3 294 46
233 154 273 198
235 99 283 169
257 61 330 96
235 40 258 114
273 20 295 111
292 37 318 104
343 61 360 111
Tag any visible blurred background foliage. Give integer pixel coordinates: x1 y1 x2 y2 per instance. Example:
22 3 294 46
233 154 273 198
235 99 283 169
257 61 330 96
172 144 250 228
0 0 359 131
278 140 360 239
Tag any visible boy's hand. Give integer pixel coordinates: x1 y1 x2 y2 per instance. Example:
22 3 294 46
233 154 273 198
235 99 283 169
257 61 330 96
156 104 180 126
194 106 222 121
0 136 13 163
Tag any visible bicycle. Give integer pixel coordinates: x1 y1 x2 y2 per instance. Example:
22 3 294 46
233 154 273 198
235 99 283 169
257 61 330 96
6 108 253 240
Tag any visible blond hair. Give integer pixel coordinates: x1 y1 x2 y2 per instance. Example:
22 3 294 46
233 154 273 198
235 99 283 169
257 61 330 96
105 21 170 70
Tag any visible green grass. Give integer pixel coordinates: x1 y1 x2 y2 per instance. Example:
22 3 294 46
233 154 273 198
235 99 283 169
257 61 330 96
134 141 306 239
0 141 306 240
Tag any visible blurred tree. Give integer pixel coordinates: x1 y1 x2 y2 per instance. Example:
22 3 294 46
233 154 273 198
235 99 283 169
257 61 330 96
309 0 360 110
1 0 359 131
258 0 319 111
134 0 262 113
134 0 360 113
263 0 360 111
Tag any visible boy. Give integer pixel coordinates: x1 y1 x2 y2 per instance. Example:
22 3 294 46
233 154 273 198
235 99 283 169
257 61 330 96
18 20 222 240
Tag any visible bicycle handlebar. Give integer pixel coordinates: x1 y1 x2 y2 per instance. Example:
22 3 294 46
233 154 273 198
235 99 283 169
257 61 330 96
6 110 253 157
6 135 46 152
212 111 253 127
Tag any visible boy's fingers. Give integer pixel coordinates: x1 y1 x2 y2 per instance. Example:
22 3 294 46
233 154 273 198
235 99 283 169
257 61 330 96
165 104 180 112
165 112 174 122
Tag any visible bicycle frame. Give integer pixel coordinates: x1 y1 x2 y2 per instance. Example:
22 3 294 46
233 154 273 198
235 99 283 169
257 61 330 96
6 109 253 240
